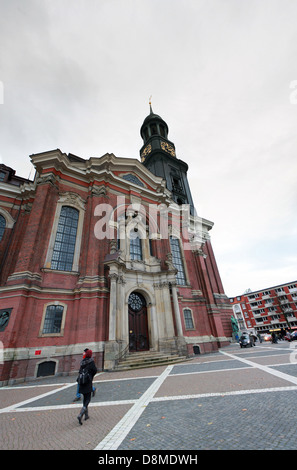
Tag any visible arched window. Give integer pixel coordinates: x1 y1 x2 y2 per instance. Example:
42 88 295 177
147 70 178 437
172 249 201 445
169 236 186 285
150 124 157 135
159 124 165 137
0 215 6 241
130 229 142 260
42 304 64 334
51 206 79 271
183 308 194 329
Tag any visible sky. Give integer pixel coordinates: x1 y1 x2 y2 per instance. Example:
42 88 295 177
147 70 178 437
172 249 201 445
0 0 296 297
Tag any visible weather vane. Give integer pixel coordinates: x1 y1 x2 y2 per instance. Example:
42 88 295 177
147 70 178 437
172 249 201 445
149 95 153 113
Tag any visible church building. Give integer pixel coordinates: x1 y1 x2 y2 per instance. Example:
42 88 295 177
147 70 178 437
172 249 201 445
0 105 232 384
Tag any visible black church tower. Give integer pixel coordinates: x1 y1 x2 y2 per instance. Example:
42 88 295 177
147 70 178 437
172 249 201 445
140 103 195 214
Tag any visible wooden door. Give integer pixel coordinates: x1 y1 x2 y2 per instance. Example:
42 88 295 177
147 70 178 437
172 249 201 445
128 292 149 352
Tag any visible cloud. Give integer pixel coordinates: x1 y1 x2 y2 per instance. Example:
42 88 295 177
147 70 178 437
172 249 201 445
0 0 296 295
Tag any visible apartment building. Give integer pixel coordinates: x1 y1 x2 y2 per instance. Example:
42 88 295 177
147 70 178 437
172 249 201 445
229 281 297 335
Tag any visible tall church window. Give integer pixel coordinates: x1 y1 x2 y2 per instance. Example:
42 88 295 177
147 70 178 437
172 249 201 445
51 206 79 271
169 236 186 285
42 305 64 334
183 308 194 329
130 229 142 260
0 215 6 241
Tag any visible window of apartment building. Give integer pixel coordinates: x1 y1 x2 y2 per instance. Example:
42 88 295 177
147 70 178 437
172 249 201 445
169 236 186 285
248 294 259 300
254 309 265 315
251 301 262 307
183 308 194 329
256 316 268 323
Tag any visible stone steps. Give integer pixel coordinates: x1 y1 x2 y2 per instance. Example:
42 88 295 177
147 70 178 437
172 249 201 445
115 350 191 371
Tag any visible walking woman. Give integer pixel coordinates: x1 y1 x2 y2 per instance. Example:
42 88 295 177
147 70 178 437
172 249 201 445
77 348 97 425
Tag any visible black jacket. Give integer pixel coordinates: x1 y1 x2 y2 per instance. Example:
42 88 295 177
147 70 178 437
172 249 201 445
77 357 97 394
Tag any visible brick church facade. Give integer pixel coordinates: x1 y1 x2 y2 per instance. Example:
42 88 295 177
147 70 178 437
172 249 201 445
0 106 232 384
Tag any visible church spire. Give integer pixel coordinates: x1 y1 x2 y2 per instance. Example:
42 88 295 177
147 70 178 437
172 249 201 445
140 104 195 214
149 95 153 114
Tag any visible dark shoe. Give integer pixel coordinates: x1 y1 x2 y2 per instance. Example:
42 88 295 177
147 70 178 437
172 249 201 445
73 396 81 402
84 409 89 421
77 407 86 425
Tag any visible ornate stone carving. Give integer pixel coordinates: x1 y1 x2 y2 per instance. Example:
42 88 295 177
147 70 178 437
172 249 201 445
192 248 207 259
0 308 12 332
58 192 86 211
165 252 176 271
153 281 170 290
90 185 107 196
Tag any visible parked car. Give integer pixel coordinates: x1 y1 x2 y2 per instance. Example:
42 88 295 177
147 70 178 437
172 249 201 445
239 332 254 348
285 331 297 342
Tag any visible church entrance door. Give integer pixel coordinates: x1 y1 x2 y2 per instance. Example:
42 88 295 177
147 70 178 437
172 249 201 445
128 292 149 352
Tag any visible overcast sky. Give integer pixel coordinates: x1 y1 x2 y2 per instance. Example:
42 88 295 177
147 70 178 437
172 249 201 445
0 0 296 296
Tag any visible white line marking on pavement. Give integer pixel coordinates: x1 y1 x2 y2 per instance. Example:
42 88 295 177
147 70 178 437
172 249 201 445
220 350 297 385
170 366 249 376
94 365 173 451
11 399 137 413
151 385 297 401
0 383 74 414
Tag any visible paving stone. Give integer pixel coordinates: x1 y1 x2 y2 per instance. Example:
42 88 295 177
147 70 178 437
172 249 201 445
1 343 296 450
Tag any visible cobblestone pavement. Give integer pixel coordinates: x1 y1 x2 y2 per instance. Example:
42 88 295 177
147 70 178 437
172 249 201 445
1 342 297 451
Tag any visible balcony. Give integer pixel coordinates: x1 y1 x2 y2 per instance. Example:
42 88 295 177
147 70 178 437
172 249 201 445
283 307 293 314
251 304 262 310
287 315 297 322
253 312 262 317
